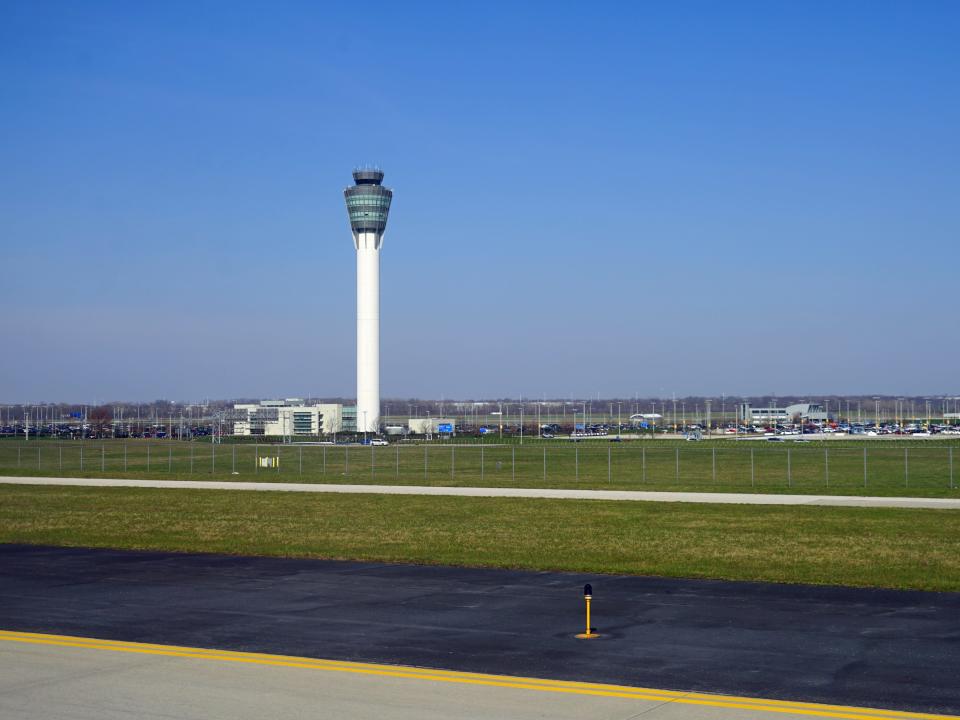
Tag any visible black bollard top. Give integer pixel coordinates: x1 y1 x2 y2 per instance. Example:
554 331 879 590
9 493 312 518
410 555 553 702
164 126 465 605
584 583 592 598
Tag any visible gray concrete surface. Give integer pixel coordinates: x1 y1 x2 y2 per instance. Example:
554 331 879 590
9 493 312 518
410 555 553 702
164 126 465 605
0 637 943 720
2 475 959 508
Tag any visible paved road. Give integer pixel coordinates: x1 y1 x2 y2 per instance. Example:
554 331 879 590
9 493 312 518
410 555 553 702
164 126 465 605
3 632 951 720
3 475 959 508
1 545 957 715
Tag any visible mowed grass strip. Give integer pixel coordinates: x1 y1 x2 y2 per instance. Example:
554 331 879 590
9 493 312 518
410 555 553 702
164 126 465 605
1 485 959 591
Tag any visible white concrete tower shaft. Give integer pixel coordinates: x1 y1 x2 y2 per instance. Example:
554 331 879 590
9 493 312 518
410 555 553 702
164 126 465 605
355 233 380 433
344 169 392 434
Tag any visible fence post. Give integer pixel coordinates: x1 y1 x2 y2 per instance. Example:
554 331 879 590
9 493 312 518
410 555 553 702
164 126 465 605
59 444 62 472
424 445 428 481
255 442 259 473
607 446 611 483
904 448 909 489
299 446 302 475
451 446 455 479
480 445 484 482
395 444 399 479
675 447 679 483
101 444 105 472
950 447 954 489
323 446 327 474
575 445 579 482
543 447 546 481
787 448 791 488
231 445 234 474
642 446 646 483
372 444 376 479
345 446 349 475
712 447 716 483
124 444 127 472
750 448 754 488
512 447 515 482
168 444 172 472
189 444 194 474
212 442 216 474
824 447 829 487
80 445 83 471
38 444 41 471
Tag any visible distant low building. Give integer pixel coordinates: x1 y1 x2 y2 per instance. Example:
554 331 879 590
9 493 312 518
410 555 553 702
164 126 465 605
408 417 456 435
784 403 828 422
229 399 350 436
739 403 827 424
738 404 788 424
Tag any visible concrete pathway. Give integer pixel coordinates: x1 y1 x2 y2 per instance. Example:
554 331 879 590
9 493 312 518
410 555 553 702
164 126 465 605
2 475 958 508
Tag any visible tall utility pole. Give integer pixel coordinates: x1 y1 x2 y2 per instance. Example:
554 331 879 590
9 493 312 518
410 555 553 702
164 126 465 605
343 168 393 434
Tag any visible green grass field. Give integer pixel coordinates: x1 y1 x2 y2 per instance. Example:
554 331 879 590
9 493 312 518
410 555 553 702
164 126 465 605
2 438 959 497
2 484 958 591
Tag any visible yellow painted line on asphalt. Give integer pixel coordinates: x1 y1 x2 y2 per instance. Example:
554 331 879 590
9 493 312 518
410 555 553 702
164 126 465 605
0 630 953 720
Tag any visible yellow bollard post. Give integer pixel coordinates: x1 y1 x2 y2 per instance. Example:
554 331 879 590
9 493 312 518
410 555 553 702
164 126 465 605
576 583 600 638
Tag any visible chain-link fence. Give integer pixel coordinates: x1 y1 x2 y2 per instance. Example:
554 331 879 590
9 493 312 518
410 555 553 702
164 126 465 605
0 440 956 494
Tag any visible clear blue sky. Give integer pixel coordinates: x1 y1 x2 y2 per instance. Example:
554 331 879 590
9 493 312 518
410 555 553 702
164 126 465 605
2 1 957 403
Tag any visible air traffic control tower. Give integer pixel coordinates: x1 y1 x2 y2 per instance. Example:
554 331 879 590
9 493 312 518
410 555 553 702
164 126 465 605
344 168 393 433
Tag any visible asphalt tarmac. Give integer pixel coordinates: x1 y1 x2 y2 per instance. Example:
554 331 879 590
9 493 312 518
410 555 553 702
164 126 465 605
0 544 957 715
